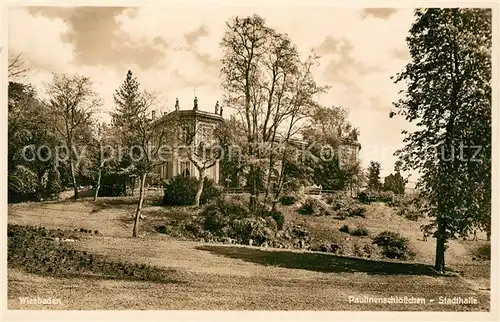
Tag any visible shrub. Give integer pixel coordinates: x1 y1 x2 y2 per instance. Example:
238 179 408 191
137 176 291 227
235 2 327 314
339 225 350 233
280 195 297 206
298 197 327 216
98 172 128 197
311 243 341 254
291 225 309 238
213 195 251 218
357 191 370 203
324 193 365 218
353 243 363 257
230 217 272 245
8 165 41 203
363 244 376 258
156 225 169 234
266 210 285 230
353 243 376 258
323 192 349 210
348 206 366 217
372 231 416 260
202 208 230 233
184 222 204 236
350 226 369 237
377 190 395 202
395 195 426 221
196 196 277 245
397 205 423 221
163 175 220 206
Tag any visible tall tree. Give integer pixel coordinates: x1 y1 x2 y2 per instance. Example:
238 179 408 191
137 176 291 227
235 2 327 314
8 82 62 202
220 15 277 209
45 73 101 200
269 54 327 208
88 122 116 201
383 163 406 195
220 15 326 209
302 105 362 192
113 70 177 237
392 9 491 271
8 52 34 80
366 161 382 191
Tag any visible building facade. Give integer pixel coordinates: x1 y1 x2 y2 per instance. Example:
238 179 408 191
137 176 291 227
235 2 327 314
153 97 224 184
152 97 361 190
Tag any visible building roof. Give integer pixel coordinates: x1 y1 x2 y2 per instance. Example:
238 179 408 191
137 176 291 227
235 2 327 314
171 109 224 122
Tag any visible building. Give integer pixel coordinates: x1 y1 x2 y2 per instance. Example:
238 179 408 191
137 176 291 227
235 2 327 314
153 97 224 184
152 96 361 190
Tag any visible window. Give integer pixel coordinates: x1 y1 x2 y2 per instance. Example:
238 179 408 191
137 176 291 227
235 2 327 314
180 161 191 177
198 124 215 145
180 126 189 142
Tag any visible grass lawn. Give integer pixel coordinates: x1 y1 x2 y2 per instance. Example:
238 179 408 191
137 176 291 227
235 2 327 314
7 194 491 311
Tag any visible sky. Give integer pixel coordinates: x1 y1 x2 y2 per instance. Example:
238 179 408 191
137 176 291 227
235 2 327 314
8 4 419 179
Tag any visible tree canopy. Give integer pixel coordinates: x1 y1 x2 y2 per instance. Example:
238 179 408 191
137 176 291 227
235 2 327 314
392 8 491 271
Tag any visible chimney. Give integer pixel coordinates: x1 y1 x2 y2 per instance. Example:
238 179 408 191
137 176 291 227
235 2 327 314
152 110 156 120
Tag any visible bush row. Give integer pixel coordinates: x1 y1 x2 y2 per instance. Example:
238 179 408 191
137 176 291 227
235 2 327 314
7 224 176 283
358 189 395 203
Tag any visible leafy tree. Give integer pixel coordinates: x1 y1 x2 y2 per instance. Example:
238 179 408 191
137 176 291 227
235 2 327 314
46 73 101 200
302 105 362 193
269 55 327 208
8 81 63 202
220 15 325 209
281 151 314 193
392 9 491 271
302 105 353 147
366 161 382 191
112 70 178 237
383 164 406 195
344 158 365 197
86 122 117 201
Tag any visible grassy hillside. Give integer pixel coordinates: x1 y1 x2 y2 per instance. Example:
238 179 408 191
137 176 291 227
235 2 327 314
7 193 491 311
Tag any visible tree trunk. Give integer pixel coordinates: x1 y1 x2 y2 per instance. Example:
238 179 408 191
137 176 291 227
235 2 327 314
69 159 79 200
434 237 446 273
132 173 147 238
249 165 259 211
434 220 446 272
486 231 490 241
93 165 103 202
264 142 276 202
194 170 206 207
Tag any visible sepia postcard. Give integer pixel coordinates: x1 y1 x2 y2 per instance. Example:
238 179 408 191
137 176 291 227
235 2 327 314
2 1 498 321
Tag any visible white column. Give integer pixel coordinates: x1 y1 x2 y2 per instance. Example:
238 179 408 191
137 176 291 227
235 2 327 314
215 160 220 184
